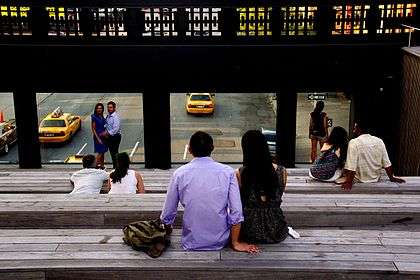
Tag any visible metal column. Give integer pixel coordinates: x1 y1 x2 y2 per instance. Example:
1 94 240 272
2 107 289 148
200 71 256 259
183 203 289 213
143 91 171 169
13 89 42 168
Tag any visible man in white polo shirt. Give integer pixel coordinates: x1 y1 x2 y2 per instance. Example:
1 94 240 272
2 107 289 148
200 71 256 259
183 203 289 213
341 119 405 190
70 155 109 194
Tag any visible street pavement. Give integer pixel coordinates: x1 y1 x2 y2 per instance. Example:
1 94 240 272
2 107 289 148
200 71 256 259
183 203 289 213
170 93 275 163
0 92 350 165
0 93 143 163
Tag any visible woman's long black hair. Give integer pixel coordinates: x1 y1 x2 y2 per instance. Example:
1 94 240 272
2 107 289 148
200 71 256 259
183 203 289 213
326 126 348 166
110 153 130 183
312 101 325 115
94 103 104 116
240 130 280 204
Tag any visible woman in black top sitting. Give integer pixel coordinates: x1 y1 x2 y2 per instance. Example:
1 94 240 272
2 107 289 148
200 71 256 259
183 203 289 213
309 126 348 182
236 130 288 244
309 101 329 163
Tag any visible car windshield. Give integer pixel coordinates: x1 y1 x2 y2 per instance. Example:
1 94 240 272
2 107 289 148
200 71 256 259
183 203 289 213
190 95 211 101
263 133 276 143
41 120 66 128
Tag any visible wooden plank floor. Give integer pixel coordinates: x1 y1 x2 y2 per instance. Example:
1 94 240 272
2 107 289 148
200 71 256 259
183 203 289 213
0 227 419 279
0 193 419 228
0 170 417 194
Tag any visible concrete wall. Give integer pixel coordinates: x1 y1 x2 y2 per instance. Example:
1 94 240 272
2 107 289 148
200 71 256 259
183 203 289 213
396 48 420 175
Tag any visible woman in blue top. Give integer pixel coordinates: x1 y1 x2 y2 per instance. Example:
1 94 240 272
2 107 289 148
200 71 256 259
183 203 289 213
91 103 108 168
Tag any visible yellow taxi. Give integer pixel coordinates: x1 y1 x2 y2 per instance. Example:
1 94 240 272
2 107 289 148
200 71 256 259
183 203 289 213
186 93 215 115
39 107 82 143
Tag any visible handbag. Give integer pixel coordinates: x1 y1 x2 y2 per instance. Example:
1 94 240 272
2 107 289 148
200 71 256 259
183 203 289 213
122 218 171 258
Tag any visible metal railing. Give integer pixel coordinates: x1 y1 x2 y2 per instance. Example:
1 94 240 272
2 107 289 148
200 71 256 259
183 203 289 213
402 24 420 47
0 0 418 45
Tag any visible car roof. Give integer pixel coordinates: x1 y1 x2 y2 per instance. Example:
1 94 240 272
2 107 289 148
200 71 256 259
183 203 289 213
44 113 70 120
261 127 276 135
190 93 211 96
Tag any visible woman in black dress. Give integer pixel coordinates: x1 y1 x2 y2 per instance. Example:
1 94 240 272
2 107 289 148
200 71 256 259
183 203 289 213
309 101 329 163
236 130 288 244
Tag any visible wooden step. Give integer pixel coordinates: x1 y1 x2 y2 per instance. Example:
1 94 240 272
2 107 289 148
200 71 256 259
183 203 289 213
1 227 419 279
0 193 419 228
0 170 417 195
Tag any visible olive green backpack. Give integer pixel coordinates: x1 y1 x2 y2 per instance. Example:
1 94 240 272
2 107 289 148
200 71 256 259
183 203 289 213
122 219 171 258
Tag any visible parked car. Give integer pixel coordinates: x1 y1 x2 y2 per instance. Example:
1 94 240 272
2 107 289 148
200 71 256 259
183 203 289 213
186 93 215 115
0 119 17 155
39 107 81 143
261 127 276 157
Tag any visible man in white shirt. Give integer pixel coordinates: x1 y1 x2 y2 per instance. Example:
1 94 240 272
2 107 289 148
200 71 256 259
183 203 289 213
103 101 121 168
341 120 405 190
70 155 109 194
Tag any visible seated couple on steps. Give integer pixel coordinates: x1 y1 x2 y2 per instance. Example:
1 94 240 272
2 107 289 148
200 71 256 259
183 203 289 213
309 117 405 190
70 130 289 253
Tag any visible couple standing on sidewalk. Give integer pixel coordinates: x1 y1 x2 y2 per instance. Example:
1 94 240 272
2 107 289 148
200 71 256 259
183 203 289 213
91 101 121 169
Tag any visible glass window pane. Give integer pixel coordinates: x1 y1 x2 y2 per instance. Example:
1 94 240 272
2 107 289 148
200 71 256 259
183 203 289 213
296 92 351 163
36 93 144 165
171 93 276 163
0 93 18 163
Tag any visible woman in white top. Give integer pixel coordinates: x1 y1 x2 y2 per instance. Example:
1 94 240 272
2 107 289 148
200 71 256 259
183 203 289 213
108 152 145 194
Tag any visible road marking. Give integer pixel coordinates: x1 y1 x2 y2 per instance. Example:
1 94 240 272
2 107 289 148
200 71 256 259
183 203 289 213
49 160 64 163
37 93 55 106
76 143 87 155
130 141 140 158
183 144 189 160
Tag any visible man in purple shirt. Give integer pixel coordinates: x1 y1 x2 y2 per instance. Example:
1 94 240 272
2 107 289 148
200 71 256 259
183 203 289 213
161 131 258 253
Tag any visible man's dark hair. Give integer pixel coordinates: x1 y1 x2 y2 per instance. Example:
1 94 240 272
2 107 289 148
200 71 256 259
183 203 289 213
189 131 214 157
355 114 372 133
107 101 116 108
82 154 96 168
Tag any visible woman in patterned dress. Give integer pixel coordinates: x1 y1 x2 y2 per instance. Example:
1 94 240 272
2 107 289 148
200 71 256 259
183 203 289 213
236 130 288 244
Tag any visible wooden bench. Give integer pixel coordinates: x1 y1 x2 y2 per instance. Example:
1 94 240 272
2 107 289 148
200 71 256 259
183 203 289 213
0 170 418 195
1 226 420 279
0 193 419 228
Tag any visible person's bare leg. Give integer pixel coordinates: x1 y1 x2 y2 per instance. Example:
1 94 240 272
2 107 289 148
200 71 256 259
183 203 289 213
96 153 104 168
319 140 324 150
311 139 318 163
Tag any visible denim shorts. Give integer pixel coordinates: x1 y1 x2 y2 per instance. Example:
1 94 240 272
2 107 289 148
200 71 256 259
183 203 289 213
310 134 327 141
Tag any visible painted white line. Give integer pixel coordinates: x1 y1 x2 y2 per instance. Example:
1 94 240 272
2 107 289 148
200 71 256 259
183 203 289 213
49 160 64 163
183 144 189 160
76 143 87 155
130 141 140 158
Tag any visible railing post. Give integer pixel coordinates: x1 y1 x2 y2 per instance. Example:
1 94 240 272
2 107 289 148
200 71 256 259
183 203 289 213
367 2 379 42
143 90 171 169
80 8 93 37
222 6 237 42
126 7 142 42
276 91 297 168
271 6 282 43
30 6 48 40
317 1 330 43
13 88 41 169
